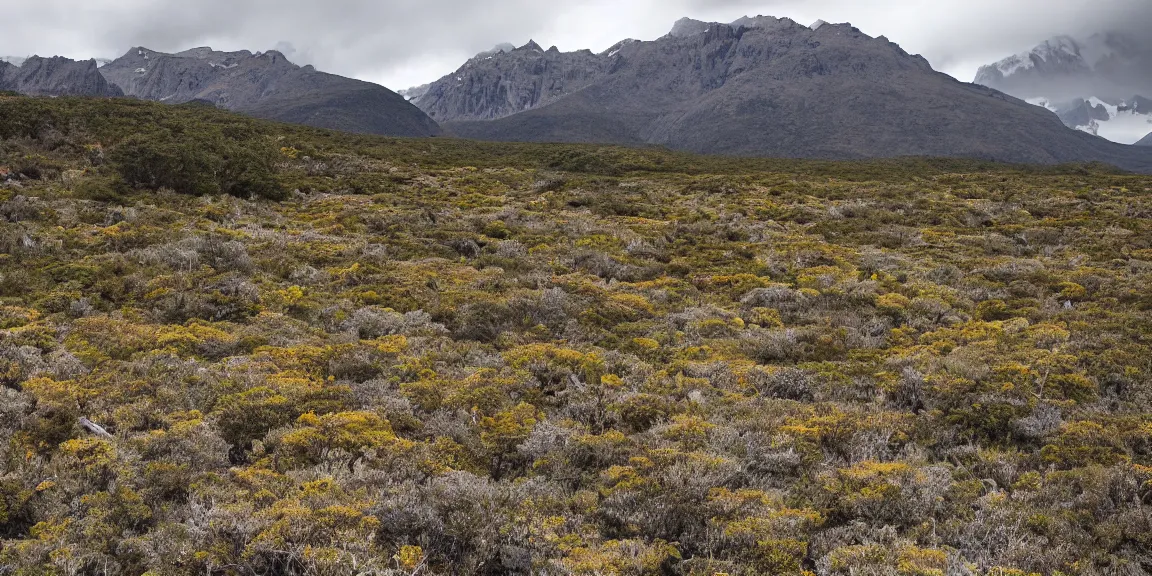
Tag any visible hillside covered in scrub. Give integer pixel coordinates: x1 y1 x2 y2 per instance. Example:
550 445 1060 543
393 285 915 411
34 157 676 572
0 95 1151 575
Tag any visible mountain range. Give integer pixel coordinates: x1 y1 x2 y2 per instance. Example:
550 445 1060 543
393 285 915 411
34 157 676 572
975 32 1152 144
6 17 1152 170
1 47 439 138
107 47 440 137
411 17 1152 171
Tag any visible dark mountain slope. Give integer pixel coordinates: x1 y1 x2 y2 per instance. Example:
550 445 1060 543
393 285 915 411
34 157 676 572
100 47 440 137
0 56 122 97
440 19 1152 171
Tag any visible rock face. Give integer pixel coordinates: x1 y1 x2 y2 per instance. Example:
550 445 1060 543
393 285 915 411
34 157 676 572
1056 98 1112 129
99 47 440 137
431 17 1152 171
413 17 803 124
413 41 611 122
0 56 123 97
669 17 713 38
975 31 1152 143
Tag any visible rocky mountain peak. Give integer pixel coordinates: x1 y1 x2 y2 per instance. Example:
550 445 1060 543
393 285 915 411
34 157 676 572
601 39 639 57
0 55 122 97
258 50 293 64
731 15 803 33
669 14 828 40
669 17 711 38
95 45 439 137
414 13 936 125
412 35 615 122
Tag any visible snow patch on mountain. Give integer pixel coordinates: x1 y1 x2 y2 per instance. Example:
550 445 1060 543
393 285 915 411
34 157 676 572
1024 94 1152 144
1087 97 1117 117
1026 97 1057 112
603 39 638 58
1095 111 1152 144
979 36 1102 86
995 53 1035 77
1075 123 1098 135
1080 97 1152 144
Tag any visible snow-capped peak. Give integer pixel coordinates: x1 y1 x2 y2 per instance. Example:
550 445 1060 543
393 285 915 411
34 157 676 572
982 36 1087 79
976 32 1131 86
1086 96 1118 118
993 52 1036 77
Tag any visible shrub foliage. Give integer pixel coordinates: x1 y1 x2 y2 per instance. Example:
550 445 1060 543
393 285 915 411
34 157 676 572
0 94 1150 575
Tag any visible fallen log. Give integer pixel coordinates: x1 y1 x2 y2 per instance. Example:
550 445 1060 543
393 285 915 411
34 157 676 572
78 417 113 439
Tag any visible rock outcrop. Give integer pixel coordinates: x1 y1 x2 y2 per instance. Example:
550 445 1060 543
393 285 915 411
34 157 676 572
0 56 122 97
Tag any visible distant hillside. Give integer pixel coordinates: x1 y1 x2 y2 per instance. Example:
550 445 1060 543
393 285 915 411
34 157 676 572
426 17 1152 172
98 46 440 137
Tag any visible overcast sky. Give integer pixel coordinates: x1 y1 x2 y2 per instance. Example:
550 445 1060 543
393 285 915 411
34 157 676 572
0 0 1143 89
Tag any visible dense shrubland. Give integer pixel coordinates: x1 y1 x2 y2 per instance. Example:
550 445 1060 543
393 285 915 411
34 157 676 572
0 95 1151 575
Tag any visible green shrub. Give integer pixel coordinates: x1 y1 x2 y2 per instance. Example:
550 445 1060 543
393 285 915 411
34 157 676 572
71 174 129 202
110 130 284 199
